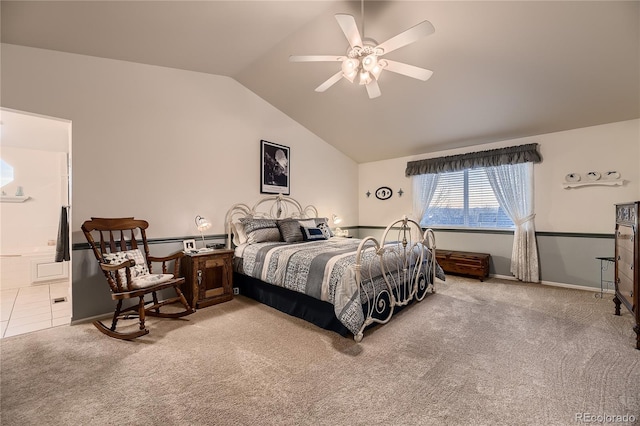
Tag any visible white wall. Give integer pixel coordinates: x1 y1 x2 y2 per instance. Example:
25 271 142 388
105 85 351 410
358 119 639 287
1 44 359 244
0 109 71 254
1 43 359 320
359 119 640 233
0 147 67 251
1 108 71 153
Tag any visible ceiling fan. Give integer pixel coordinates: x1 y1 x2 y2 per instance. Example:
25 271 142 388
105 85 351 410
289 8 435 99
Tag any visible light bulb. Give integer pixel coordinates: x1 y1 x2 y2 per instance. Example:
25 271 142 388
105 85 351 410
362 54 378 72
359 70 372 85
341 58 359 82
371 59 386 80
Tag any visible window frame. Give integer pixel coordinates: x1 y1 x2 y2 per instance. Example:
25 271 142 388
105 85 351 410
420 167 515 231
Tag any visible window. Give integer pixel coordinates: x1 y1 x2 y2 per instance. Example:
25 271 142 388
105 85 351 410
421 168 514 229
0 159 14 188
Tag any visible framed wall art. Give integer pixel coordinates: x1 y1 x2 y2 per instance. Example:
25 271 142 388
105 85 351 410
260 139 290 195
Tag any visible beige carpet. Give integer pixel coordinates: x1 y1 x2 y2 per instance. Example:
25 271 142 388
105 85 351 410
1 276 638 426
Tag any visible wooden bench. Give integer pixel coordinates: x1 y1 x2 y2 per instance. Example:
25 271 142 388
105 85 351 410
435 249 491 281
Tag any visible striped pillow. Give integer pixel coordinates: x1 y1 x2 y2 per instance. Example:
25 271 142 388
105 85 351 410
240 217 282 243
277 219 304 243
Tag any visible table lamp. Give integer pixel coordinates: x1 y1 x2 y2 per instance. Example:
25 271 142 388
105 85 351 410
195 215 213 252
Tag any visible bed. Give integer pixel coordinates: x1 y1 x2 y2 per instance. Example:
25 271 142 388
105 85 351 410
225 194 444 341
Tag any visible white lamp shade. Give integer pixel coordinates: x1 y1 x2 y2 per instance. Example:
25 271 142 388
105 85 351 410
370 59 386 80
332 214 342 225
358 70 372 85
195 215 212 231
362 54 377 72
341 58 359 82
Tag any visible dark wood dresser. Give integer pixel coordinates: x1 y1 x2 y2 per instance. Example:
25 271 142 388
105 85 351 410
614 201 640 350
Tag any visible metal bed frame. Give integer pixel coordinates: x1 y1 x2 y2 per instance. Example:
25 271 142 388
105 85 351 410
225 194 438 341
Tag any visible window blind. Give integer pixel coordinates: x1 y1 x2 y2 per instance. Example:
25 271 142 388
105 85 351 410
422 169 514 229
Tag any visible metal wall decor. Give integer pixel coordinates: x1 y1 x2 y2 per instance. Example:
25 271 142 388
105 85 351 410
562 170 623 189
375 186 393 200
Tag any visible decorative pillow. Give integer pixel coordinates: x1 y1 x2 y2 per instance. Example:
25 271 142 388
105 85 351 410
300 218 333 239
301 226 327 241
239 217 282 244
102 248 149 284
231 220 248 246
277 219 304 243
298 219 317 229
316 221 333 239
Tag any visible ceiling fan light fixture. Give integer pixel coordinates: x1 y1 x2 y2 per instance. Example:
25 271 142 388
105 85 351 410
359 70 372 85
342 57 358 71
371 59 387 80
341 58 359 81
289 9 435 98
362 54 377 71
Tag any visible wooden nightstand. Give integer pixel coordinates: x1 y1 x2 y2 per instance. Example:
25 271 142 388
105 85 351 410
180 249 234 309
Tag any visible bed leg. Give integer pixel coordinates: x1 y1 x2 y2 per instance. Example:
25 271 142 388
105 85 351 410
354 332 363 342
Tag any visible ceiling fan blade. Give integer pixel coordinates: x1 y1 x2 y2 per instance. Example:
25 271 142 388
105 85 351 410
335 14 363 49
376 20 435 55
289 55 345 62
383 60 434 81
365 80 381 99
315 71 344 93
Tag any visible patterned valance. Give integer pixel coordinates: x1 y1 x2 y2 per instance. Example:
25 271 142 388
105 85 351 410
405 143 542 176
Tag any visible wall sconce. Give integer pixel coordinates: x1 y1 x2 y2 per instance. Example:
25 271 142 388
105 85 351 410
195 215 212 251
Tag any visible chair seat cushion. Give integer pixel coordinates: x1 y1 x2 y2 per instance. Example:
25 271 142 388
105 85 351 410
130 274 175 289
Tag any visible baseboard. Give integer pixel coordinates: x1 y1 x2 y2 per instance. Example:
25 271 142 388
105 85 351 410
70 312 110 326
489 273 611 293
540 280 613 294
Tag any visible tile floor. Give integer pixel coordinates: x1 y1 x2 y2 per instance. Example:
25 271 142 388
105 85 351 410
0 281 71 338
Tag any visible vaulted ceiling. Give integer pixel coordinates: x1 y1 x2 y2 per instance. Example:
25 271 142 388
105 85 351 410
2 1 638 163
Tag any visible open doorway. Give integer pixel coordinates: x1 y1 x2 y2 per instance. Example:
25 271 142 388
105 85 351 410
0 108 72 338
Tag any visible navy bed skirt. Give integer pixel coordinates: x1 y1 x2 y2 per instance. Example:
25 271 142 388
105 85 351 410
233 272 351 336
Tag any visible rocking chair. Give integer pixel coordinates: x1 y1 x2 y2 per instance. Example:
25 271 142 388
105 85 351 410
81 217 195 340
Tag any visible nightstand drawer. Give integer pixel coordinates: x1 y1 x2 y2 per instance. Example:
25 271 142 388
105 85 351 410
205 257 226 268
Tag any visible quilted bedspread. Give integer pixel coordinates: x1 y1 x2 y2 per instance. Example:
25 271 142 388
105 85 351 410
234 238 444 335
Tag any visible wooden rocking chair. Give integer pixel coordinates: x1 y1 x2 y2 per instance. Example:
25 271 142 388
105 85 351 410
81 217 195 340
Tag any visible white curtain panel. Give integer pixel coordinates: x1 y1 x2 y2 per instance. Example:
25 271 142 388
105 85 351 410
412 174 440 241
412 174 440 224
486 162 540 282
